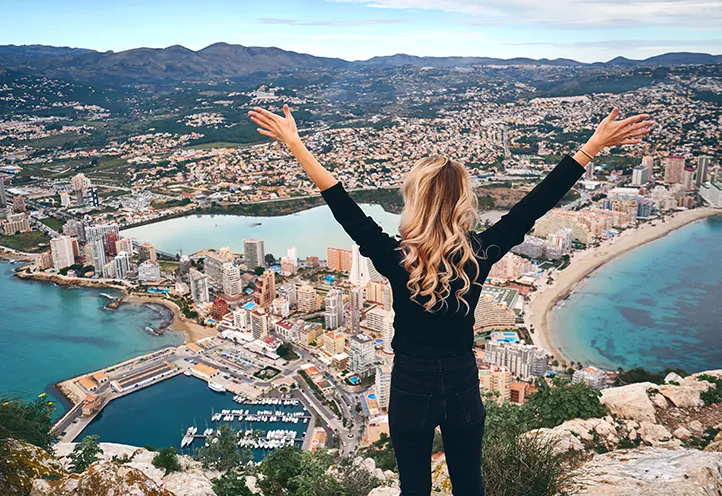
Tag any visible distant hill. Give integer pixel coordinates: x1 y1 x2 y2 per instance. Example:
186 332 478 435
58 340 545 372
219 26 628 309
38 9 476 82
0 43 719 85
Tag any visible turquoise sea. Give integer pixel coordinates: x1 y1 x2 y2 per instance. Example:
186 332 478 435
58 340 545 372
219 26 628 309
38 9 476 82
550 214 722 373
80 375 309 460
121 204 402 259
0 264 183 417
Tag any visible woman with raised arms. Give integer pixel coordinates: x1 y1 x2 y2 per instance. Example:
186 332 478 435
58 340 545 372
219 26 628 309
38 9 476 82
249 105 652 496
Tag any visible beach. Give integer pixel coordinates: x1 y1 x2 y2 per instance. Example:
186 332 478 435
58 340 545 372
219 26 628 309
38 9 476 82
123 293 216 343
528 207 722 367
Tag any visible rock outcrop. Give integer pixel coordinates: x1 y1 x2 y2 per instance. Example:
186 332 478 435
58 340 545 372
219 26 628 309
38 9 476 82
572 447 722 495
600 381 658 422
0 440 65 496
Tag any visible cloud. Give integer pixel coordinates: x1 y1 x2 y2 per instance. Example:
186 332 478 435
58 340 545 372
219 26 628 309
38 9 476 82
257 17 410 26
330 0 722 28
506 39 722 49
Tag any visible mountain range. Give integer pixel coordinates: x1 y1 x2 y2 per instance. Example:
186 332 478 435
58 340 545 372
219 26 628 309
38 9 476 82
1 43 720 85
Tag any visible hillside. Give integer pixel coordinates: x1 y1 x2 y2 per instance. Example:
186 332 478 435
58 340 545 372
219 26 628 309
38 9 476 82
0 43 719 85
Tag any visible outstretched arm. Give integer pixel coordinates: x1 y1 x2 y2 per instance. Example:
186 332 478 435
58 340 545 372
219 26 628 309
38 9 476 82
478 107 653 264
249 105 399 276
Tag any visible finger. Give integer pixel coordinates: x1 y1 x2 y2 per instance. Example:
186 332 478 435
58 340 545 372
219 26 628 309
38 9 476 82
257 128 277 139
619 113 650 126
605 107 619 122
253 107 281 121
628 127 652 137
250 114 275 130
283 104 292 118
620 138 642 145
628 120 654 131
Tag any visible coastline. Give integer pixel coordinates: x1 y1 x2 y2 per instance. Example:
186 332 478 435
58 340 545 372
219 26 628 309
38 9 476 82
528 207 722 368
13 270 215 344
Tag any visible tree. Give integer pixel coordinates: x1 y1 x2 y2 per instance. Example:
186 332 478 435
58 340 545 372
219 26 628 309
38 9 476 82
265 253 276 266
212 470 254 496
152 446 182 475
254 266 265 276
196 425 251 472
69 435 103 473
525 378 605 428
0 395 56 450
358 432 396 471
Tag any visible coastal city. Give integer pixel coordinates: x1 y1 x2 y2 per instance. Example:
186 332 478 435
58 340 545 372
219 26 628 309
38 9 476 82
1 43 721 494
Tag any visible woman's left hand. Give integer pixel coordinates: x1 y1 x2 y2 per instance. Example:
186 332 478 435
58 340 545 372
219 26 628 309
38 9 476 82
249 105 300 146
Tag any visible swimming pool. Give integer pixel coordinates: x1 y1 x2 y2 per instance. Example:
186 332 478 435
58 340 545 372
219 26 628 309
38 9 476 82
368 393 376 400
348 376 360 385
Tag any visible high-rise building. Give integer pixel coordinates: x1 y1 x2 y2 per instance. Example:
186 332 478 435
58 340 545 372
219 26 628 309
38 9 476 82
113 251 130 279
211 298 229 320
696 156 710 186
85 224 119 244
12 196 26 213
60 192 71 207
324 288 345 330
189 268 210 303
365 280 389 305
179 255 192 276
244 239 265 269
271 297 290 317
350 287 365 309
86 187 100 208
1 213 31 235
483 342 548 379
323 330 346 355
138 260 161 282
221 262 241 298
349 333 376 377
699 182 722 207
50 236 75 270
375 362 392 409
663 156 685 184
0 179 6 207
251 308 269 339
254 269 276 308
71 173 90 203
350 244 381 286
204 252 226 289
115 238 133 255
297 284 318 313
344 304 361 334
90 240 106 272
105 233 118 256
280 256 297 275
383 283 393 311
327 247 353 272
138 242 157 262
287 246 297 263
479 366 512 404
102 261 117 279
382 314 394 354
682 166 696 191
584 161 594 180
365 307 394 333
631 165 650 186
572 366 608 389
278 283 297 309
233 308 251 331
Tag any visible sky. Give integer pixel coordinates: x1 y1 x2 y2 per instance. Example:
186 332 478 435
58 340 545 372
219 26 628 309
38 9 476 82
1 0 721 62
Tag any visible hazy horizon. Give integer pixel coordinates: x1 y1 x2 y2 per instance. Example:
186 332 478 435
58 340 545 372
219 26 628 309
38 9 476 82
1 0 721 63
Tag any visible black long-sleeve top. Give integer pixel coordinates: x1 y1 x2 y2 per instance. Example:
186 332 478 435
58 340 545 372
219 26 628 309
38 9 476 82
321 155 586 358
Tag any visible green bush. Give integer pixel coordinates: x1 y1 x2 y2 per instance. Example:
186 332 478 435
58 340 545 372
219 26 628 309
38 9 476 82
526 378 605 428
152 447 182 475
195 425 251 472
0 395 56 450
69 436 103 473
698 375 722 406
212 470 254 496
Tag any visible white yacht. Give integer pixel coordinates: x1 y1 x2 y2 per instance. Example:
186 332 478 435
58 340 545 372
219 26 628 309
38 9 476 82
208 381 226 393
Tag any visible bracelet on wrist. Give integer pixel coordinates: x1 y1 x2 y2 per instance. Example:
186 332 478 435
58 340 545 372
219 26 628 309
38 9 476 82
579 148 594 161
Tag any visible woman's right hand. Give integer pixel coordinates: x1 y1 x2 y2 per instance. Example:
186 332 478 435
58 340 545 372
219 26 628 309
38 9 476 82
585 107 654 155
249 104 301 146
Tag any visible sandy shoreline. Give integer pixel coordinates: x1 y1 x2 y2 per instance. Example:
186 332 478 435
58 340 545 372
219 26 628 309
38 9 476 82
529 207 722 368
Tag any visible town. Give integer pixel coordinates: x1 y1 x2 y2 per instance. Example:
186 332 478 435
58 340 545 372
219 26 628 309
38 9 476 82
1 59 721 458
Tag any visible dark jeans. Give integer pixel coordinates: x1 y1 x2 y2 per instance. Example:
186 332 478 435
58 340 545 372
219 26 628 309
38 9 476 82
389 351 486 496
